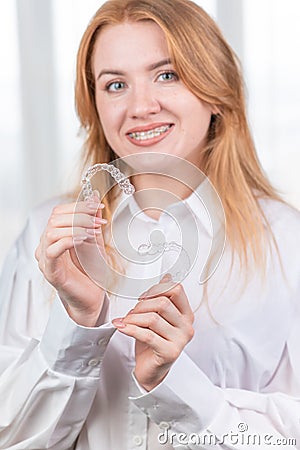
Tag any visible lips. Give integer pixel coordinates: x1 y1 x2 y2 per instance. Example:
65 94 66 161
126 123 173 144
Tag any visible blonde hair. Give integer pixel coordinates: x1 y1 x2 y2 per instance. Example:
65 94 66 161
75 0 281 270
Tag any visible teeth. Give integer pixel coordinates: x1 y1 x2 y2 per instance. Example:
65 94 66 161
129 125 171 141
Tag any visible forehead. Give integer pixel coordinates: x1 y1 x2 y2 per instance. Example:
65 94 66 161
92 21 170 71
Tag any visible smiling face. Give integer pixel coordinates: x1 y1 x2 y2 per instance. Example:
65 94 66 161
93 21 213 168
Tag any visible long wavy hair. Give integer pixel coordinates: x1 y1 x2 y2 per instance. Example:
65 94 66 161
75 0 281 271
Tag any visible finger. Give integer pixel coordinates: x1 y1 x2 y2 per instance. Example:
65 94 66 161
51 200 105 216
35 243 41 262
168 284 192 317
139 274 176 299
123 312 178 341
44 236 88 260
48 213 107 229
112 321 168 355
42 226 105 246
130 296 182 327
140 279 192 318
128 298 193 337
76 189 104 213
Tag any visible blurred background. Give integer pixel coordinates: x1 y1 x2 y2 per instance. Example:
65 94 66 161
0 0 299 268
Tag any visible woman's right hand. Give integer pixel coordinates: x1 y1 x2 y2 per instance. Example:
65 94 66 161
35 193 108 327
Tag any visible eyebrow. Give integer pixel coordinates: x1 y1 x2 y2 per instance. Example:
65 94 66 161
97 58 172 80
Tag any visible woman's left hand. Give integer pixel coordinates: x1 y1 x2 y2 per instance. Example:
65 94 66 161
112 275 195 391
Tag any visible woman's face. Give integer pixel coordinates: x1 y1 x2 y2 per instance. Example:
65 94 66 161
93 21 213 167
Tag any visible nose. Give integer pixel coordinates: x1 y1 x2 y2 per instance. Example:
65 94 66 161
128 85 161 119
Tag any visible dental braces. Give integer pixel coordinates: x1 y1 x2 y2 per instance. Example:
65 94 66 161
81 163 135 201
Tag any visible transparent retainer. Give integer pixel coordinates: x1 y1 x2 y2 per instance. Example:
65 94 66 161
81 162 191 284
81 163 135 201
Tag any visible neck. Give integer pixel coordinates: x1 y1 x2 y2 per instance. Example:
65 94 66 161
126 152 206 220
131 172 201 221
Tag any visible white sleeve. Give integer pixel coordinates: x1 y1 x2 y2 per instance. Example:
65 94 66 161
130 313 300 449
0 208 116 450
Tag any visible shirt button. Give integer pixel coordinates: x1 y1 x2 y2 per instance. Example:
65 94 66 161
88 358 101 367
159 421 170 430
133 435 143 446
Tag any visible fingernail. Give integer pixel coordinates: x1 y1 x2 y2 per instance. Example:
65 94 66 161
86 228 102 236
93 189 100 198
86 202 105 210
161 273 173 282
112 318 126 328
139 290 148 299
93 217 108 225
73 235 88 242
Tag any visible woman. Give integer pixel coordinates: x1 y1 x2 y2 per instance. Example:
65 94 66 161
0 0 299 449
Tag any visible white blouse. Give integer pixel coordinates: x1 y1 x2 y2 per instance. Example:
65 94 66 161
0 185 300 450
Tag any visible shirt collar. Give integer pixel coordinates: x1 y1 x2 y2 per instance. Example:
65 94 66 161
113 177 225 238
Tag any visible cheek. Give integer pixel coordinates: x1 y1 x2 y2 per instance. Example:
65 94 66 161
96 98 110 124
96 100 120 137
177 91 212 124
190 103 212 132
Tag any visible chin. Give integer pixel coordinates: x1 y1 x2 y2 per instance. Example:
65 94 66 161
113 151 185 176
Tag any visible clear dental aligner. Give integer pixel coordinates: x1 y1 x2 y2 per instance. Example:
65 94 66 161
81 163 135 201
81 162 190 282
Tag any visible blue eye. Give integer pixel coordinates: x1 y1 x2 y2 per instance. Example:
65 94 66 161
106 81 125 92
158 71 178 82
